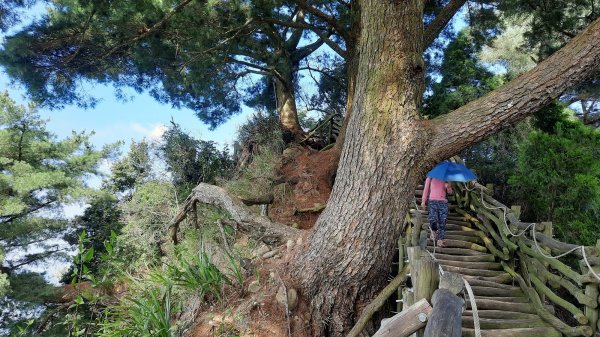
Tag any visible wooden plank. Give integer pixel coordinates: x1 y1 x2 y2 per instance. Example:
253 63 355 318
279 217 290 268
462 327 561 337
373 298 432 337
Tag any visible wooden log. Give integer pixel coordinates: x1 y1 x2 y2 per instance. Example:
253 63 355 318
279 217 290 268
419 230 428 250
430 253 495 262
348 265 410 337
437 239 488 252
463 298 536 314
456 208 506 250
467 286 524 297
529 258 596 308
459 278 521 290
462 309 542 320
435 259 503 270
462 273 513 285
462 327 561 337
408 247 439 305
440 265 508 278
403 288 415 311
529 272 588 324
441 234 483 244
475 205 518 251
502 261 594 337
511 205 521 219
373 298 432 337
462 317 548 329
581 264 600 333
423 289 463 337
518 240 586 285
398 236 405 313
465 295 529 303
426 247 489 256
411 210 422 247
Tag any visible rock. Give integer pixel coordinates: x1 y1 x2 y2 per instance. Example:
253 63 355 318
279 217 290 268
248 280 261 293
296 237 303 246
286 239 294 252
262 250 278 259
253 245 270 258
276 286 298 311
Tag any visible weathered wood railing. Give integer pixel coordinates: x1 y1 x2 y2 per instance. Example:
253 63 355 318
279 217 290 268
439 180 600 336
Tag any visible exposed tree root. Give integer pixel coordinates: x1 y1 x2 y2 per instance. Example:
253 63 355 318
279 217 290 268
168 183 300 245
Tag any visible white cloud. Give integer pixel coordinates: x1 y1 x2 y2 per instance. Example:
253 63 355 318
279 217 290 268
129 122 167 140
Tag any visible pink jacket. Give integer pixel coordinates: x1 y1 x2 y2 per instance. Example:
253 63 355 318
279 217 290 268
422 177 452 205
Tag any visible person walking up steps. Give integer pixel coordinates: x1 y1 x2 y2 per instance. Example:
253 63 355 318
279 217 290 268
421 176 452 247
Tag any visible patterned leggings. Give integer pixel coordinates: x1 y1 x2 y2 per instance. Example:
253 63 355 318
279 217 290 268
427 200 448 240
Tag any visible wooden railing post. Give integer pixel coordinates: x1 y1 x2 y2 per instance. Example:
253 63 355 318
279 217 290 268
411 209 422 247
408 247 440 337
580 262 600 333
398 235 405 313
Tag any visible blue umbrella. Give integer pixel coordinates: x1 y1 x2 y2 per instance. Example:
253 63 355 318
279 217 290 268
427 161 477 182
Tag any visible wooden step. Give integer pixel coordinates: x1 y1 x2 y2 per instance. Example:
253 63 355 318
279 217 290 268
441 265 507 277
468 286 524 297
445 230 485 237
429 253 496 262
463 310 541 320
462 317 548 329
436 259 502 270
461 279 519 290
463 273 513 284
462 327 561 337
433 239 487 252
426 247 489 256
442 235 484 244
464 298 535 314
465 296 529 303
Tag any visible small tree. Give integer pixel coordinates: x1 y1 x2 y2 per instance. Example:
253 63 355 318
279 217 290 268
509 119 600 245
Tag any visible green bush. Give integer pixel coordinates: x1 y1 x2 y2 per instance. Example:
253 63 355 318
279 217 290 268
509 121 600 245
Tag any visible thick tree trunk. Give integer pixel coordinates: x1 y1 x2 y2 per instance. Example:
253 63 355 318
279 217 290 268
275 69 305 143
290 4 600 337
291 1 431 336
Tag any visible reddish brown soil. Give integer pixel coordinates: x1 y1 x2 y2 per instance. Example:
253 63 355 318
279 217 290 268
269 146 338 230
189 257 312 337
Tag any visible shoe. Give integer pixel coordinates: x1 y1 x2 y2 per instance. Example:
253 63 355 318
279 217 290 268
437 240 446 247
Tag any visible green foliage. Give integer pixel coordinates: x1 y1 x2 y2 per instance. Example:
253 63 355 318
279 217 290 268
424 30 503 118
62 195 123 282
225 147 281 201
0 92 118 246
0 0 334 131
108 140 152 194
159 121 233 197
119 180 179 263
509 120 600 245
462 122 531 202
96 249 231 337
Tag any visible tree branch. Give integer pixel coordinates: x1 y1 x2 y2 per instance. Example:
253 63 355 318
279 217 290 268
293 37 326 63
258 17 348 59
292 0 351 41
423 0 467 49
286 9 306 50
429 16 600 160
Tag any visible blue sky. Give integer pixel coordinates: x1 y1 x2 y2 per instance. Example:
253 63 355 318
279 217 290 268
0 75 252 150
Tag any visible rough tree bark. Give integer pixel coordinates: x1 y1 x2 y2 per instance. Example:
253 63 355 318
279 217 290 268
291 1 430 335
275 67 305 143
290 0 600 335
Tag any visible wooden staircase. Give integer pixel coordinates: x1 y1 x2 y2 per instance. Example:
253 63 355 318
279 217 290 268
416 187 562 337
